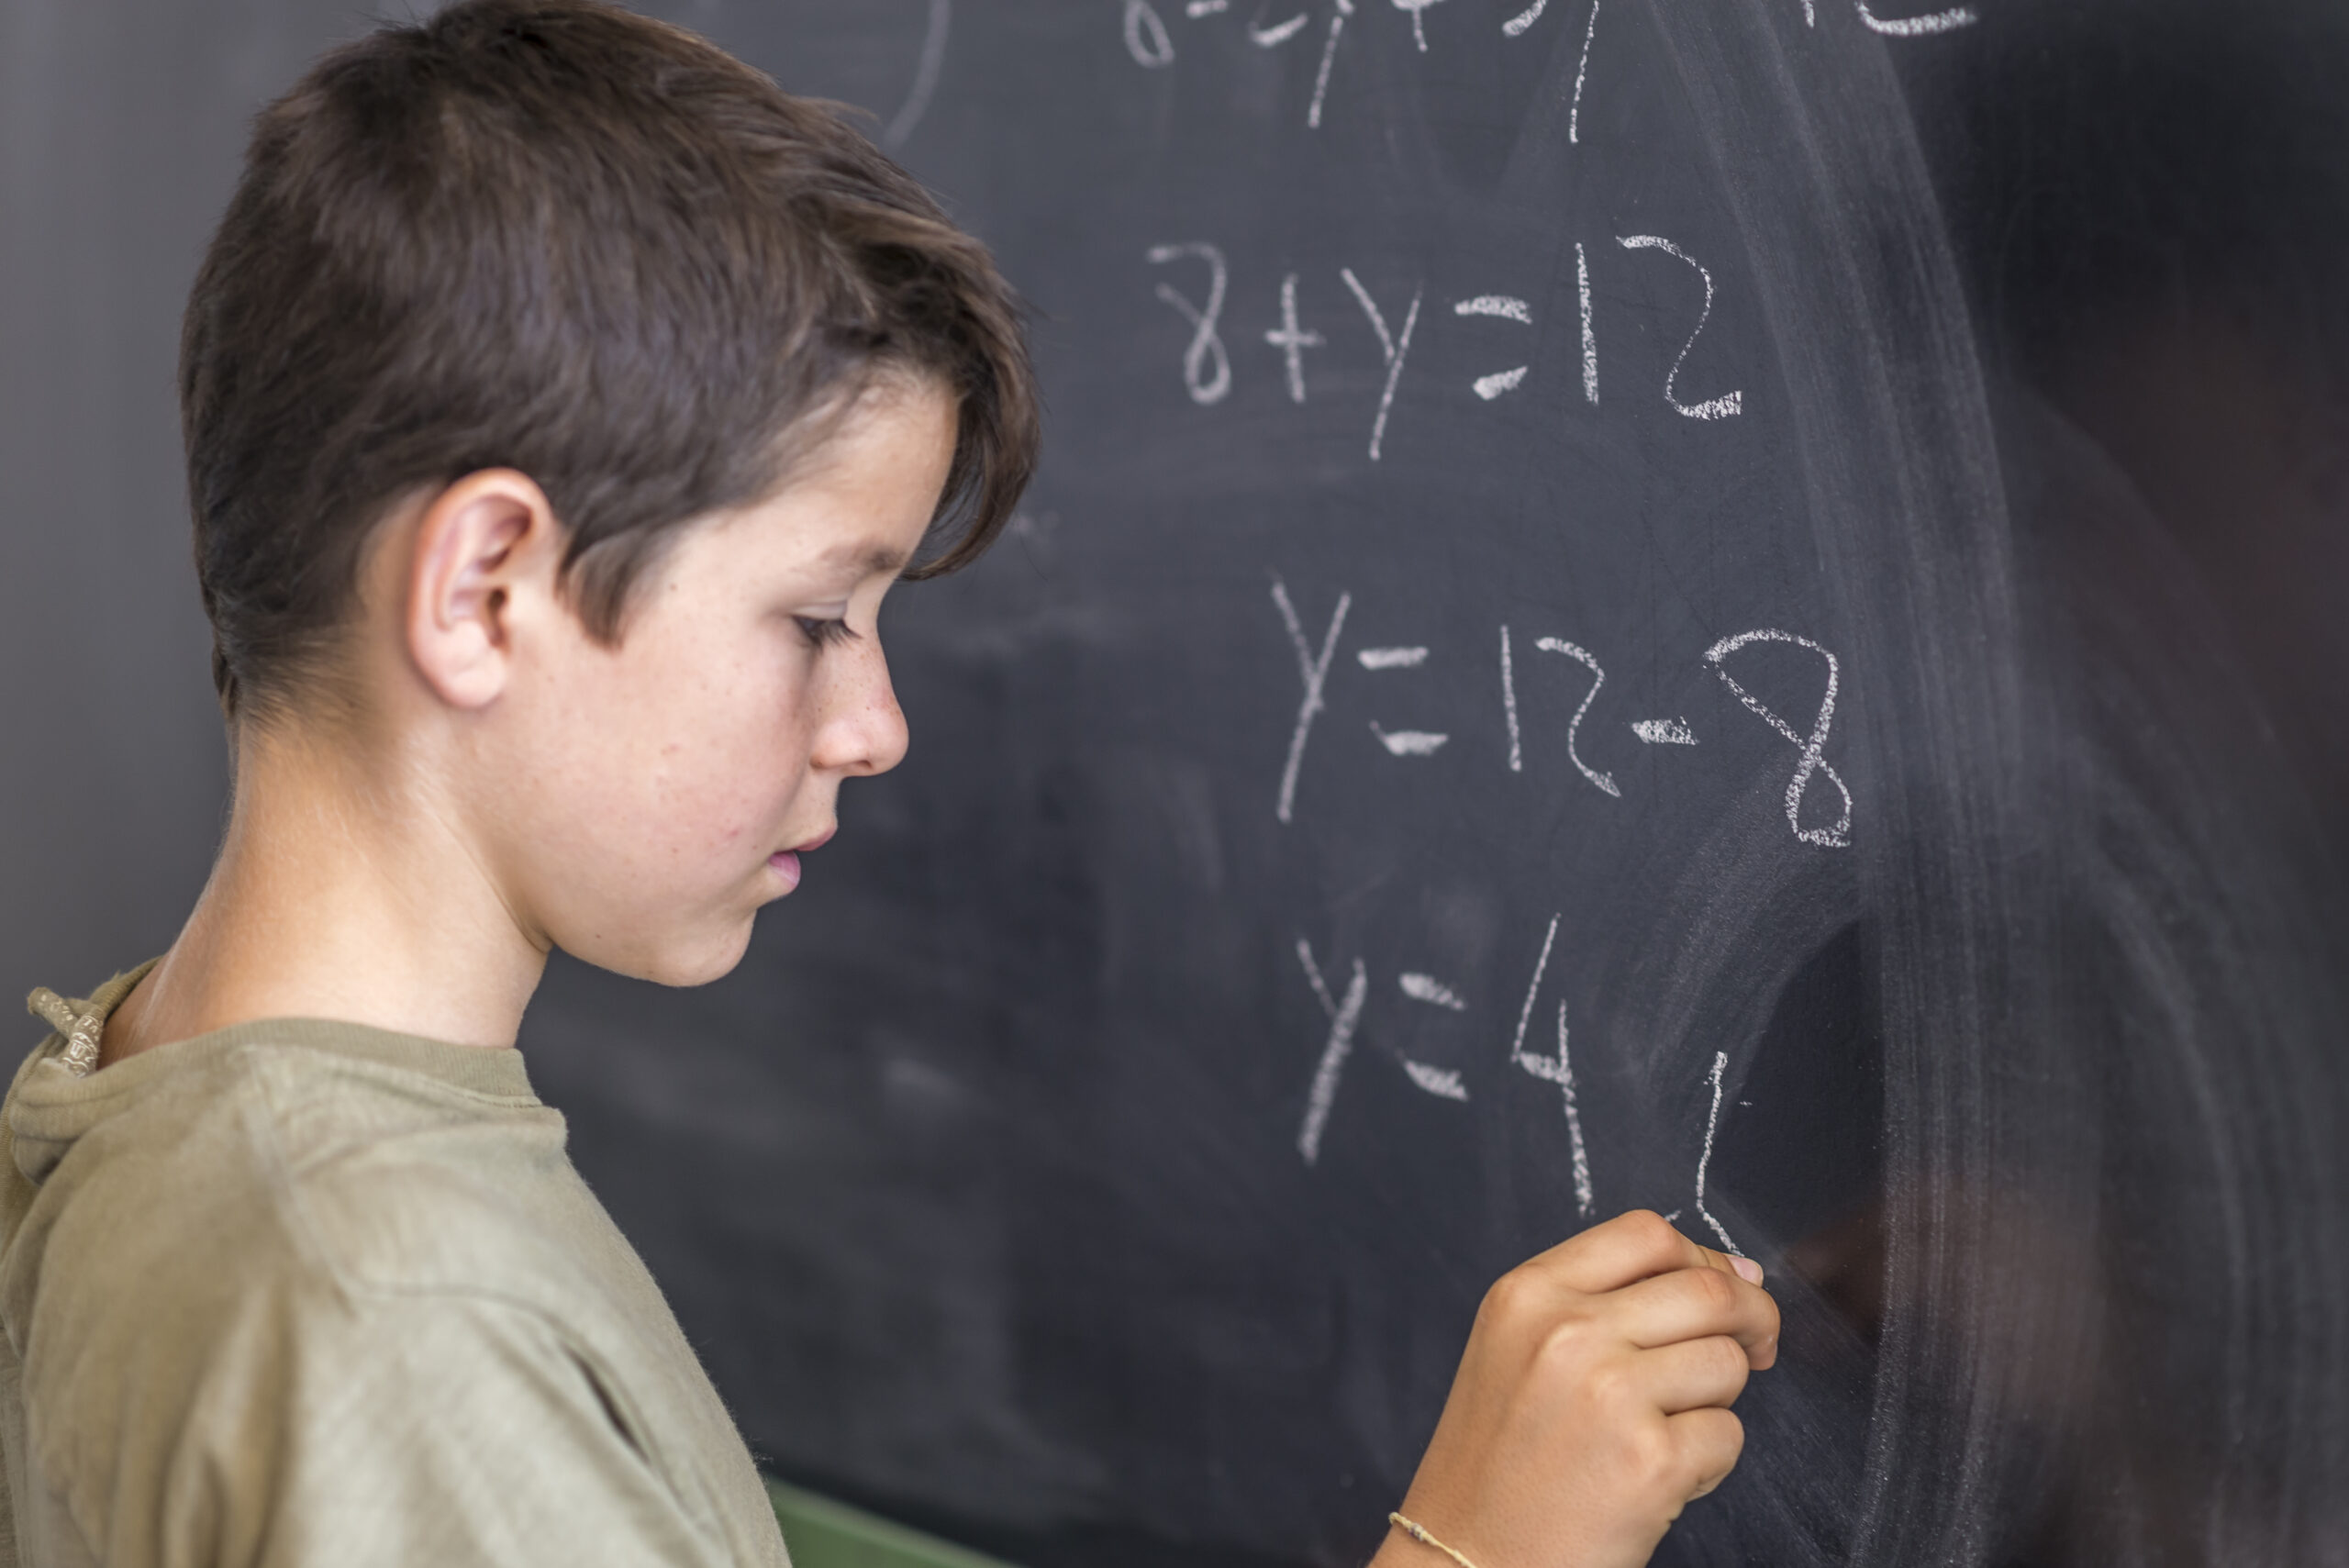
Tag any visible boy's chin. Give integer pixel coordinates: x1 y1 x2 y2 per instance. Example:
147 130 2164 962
561 914 759 991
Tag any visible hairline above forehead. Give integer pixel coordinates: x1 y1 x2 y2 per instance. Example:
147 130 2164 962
718 364 957 517
648 379 953 596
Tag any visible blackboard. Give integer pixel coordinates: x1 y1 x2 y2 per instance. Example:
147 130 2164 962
515 0 2349 1562
512 4 2349 1564
7 0 2339 1565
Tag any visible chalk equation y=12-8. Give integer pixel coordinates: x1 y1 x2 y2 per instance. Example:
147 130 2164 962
1271 577 1854 849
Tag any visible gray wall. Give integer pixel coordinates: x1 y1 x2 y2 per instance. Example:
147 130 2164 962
0 0 380 1005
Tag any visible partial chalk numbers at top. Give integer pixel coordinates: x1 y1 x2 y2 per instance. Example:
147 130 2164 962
1146 241 1742 459
1271 576 1854 847
1119 0 1975 130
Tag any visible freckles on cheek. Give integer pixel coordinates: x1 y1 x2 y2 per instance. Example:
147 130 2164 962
692 731 809 861
637 638 816 868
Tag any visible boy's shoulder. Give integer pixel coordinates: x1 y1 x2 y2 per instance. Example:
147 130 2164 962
2 1003 667 1355
0 989 779 1566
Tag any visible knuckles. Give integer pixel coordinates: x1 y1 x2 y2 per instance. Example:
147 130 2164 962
1698 1333 1753 1396
1685 1410 1747 1497
1678 1262 1742 1319
1531 1313 1606 1385
1567 1350 1635 1416
1616 1207 1680 1259
1476 1262 1552 1340
1611 1415 1683 1498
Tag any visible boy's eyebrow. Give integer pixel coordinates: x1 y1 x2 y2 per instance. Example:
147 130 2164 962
818 539 911 577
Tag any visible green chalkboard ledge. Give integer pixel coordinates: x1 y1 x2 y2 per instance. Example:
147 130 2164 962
765 1476 1025 1568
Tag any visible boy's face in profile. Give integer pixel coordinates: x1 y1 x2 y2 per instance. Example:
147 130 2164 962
425 380 957 989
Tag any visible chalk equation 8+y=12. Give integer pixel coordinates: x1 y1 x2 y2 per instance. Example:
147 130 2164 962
1144 241 1746 460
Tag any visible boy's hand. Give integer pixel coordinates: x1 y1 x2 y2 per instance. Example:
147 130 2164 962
1372 1209 1780 1568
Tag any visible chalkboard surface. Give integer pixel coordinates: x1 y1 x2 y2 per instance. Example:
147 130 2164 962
6 1 2340 1565
517 4 2349 1563
509 1 2349 1563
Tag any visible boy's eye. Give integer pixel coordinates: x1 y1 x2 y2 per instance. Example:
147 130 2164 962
793 615 856 650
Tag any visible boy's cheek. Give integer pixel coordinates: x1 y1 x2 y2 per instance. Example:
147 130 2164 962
499 662 813 939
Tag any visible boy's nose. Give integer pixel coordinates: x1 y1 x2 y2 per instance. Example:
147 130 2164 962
812 643 909 777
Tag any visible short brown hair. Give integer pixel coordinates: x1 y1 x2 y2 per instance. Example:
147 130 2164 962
182 0 1038 722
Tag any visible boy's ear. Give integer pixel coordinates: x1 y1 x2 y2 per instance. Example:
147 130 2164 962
404 469 562 710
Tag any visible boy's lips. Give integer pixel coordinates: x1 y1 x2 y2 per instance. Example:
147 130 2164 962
766 825 835 893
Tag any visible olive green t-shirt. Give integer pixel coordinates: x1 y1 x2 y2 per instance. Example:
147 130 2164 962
0 964 792 1567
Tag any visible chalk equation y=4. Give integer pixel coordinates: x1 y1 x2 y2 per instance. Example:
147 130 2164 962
1270 577 1854 848
1289 911 1749 1255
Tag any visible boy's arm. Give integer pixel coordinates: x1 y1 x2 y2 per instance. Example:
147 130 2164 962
1372 1210 1780 1568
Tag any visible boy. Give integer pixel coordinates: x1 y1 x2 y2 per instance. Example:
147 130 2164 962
3 4 1777 1565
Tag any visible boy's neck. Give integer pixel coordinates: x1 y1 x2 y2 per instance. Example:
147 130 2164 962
102 718 547 1068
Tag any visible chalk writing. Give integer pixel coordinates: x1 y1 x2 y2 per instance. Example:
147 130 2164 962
1124 0 1176 66
1692 1051 1742 1255
1704 628 1851 847
1130 247 1752 432
1499 626 1523 773
1403 1062 1470 1100
1271 578 1350 824
1391 0 1448 52
1298 940 1473 1151
1297 940 1367 1163
1264 272 1324 404
1453 295 1532 324
1371 722 1450 757
1400 973 1468 1009
1855 1 1977 33
1309 0 1354 128
1513 997 1595 1217
1576 242 1599 404
1340 268 1423 461
1507 913 1560 1068
1147 243 1232 406
1617 235 1742 419
1454 295 1532 402
1475 366 1529 401
1534 637 1622 797
1568 0 1600 143
1285 905 1773 1235
1505 914 1598 1213
1131 0 1967 127
1247 4 1312 44
1264 584 1862 812
883 0 952 149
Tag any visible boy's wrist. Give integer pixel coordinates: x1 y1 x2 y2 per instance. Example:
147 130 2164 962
1373 1510 1487 1568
